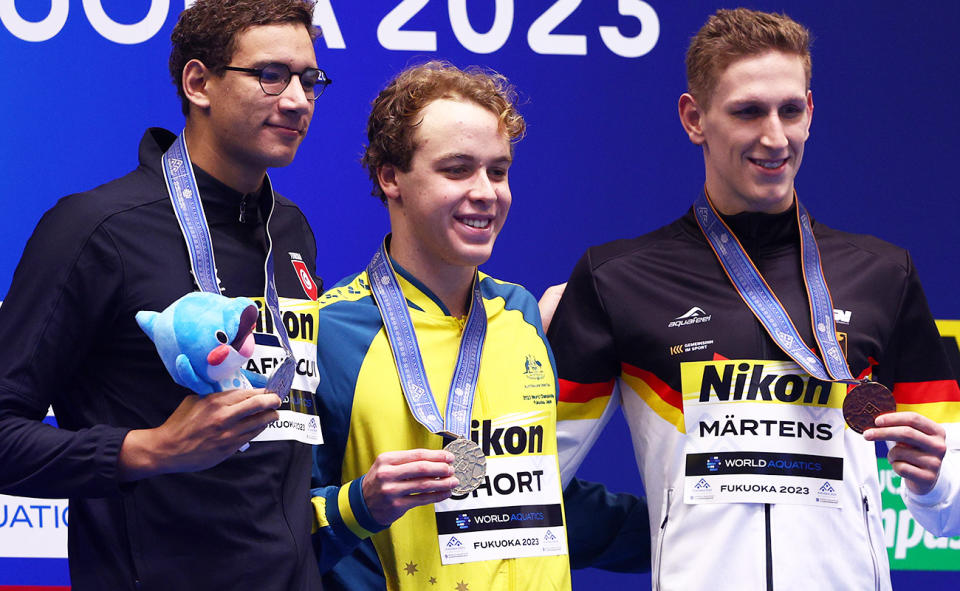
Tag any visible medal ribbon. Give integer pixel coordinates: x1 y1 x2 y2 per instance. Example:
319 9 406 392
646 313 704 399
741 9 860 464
366 239 486 438
161 132 296 390
693 192 857 384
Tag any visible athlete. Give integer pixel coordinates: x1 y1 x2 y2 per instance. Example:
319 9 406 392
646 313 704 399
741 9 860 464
0 1 327 589
546 8 960 590
310 61 646 590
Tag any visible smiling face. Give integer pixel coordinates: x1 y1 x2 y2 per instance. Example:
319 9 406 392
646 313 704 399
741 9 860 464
380 98 512 293
679 50 813 214
184 23 317 192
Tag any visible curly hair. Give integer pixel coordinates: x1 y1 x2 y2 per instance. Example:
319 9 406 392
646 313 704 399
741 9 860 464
169 0 318 115
686 8 811 109
362 61 526 203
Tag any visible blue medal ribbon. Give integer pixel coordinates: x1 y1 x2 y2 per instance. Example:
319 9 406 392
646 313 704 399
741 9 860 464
161 132 296 393
694 191 857 383
366 239 486 438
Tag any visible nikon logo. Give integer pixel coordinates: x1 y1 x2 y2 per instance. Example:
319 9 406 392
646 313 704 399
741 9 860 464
699 362 833 405
254 300 315 341
469 419 543 456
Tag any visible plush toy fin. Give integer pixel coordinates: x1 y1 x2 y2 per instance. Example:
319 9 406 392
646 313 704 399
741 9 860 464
135 310 158 340
175 353 214 395
243 369 268 389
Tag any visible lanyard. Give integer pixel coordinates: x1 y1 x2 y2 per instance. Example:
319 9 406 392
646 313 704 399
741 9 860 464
693 192 856 384
365 239 486 438
161 132 296 395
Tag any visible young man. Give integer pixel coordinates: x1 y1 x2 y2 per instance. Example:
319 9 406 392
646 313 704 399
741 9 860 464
547 8 960 590
310 61 576 590
0 1 329 588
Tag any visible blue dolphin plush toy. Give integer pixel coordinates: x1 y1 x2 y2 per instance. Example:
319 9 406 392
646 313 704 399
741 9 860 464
136 292 265 395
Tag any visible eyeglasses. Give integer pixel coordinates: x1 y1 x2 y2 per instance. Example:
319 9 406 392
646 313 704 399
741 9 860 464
223 63 332 100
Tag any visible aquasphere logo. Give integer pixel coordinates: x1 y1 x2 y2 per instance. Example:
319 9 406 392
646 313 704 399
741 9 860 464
668 307 712 328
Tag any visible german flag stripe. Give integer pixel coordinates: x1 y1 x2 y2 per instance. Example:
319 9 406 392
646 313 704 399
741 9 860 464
558 378 615 403
621 363 682 411
558 397 610 421
620 364 686 433
898 401 960 424
893 380 960 405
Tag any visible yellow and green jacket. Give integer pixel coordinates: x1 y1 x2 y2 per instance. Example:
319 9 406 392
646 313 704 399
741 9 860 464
311 263 572 591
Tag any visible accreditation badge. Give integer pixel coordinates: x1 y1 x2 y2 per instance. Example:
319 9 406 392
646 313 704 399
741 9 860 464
434 454 567 565
681 359 845 508
248 297 323 445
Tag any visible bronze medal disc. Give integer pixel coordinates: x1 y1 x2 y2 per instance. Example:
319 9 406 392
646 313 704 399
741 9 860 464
444 437 486 495
843 382 896 434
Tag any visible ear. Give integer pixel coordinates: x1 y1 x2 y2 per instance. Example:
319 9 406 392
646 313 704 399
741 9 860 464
377 164 402 202
804 90 814 139
182 59 212 112
678 93 706 146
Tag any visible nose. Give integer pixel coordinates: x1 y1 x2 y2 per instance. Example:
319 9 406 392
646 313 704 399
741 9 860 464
759 113 788 150
469 170 498 203
278 75 312 114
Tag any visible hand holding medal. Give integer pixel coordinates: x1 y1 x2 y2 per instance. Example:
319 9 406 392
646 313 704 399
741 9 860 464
360 448 461 526
842 381 897 434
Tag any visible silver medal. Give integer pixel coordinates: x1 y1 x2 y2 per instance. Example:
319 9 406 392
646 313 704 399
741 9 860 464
444 437 486 495
265 356 296 398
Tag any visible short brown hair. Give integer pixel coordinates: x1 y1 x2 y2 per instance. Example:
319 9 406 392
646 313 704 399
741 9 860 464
686 8 811 108
169 0 318 115
362 61 526 203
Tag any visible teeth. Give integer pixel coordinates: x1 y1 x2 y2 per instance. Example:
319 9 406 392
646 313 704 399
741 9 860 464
462 218 490 229
755 159 785 169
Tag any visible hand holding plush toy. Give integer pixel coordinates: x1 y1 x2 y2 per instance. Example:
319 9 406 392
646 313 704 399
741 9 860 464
136 292 265 395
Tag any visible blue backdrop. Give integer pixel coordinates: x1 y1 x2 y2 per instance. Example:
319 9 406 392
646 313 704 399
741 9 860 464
1 1 958 588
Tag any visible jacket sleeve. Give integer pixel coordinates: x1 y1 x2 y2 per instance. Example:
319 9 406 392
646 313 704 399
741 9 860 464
309 342 388 574
310 476 388 573
874 254 960 536
0 203 129 498
902 429 960 537
549 250 651 570
549 249 624 485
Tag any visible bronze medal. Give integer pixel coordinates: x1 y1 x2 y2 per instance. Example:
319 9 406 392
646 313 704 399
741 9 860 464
444 437 486 495
843 381 896 434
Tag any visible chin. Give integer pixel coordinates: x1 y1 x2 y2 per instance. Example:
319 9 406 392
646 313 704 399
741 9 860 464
451 245 495 268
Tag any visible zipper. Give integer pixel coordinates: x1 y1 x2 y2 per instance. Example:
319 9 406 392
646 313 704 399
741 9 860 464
654 488 673 591
860 486 881 591
764 503 773 591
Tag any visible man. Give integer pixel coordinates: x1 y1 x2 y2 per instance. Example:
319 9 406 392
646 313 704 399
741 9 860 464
0 1 328 589
310 61 582 590
547 8 960 590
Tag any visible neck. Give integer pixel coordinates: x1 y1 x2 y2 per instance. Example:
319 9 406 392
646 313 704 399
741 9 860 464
704 183 795 216
389 240 475 318
183 120 265 194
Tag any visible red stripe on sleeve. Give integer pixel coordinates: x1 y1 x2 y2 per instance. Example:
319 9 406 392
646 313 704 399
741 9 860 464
558 378 615 403
893 380 960 404
621 363 683 411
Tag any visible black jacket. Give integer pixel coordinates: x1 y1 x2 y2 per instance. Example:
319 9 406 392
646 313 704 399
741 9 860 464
0 128 322 590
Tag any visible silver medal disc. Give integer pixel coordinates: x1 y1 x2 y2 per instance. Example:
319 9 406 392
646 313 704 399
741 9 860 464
265 356 296 398
444 437 486 495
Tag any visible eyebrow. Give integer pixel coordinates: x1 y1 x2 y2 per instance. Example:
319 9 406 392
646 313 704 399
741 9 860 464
435 153 512 164
727 95 807 107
